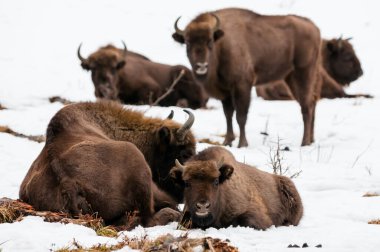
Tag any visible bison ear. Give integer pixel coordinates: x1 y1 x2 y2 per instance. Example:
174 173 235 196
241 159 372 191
213 30 224 42
172 33 185 44
169 166 184 183
157 126 172 144
116 60 126 70
81 62 91 71
219 164 234 184
326 41 338 54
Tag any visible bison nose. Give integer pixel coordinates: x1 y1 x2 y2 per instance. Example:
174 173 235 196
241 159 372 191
196 62 208 68
358 68 363 77
196 201 210 210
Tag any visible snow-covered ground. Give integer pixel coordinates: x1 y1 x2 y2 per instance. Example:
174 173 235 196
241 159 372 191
1 0 379 251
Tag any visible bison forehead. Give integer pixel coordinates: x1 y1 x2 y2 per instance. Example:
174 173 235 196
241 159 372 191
89 49 121 66
186 23 213 38
182 160 219 180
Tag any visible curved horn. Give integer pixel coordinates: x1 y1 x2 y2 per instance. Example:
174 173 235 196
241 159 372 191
211 13 221 32
345 37 353 41
176 109 195 141
121 40 128 56
167 110 174 120
216 156 225 169
77 43 86 63
175 159 186 172
174 16 185 36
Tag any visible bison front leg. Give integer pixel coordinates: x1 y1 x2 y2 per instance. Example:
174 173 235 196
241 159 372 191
234 84 252 148
222 96 236 146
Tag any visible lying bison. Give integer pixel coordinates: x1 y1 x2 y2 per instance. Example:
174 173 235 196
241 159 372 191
20 101 197 225
170 147 303 229
256 38 371 100
173 8 321 147
78 42 208 109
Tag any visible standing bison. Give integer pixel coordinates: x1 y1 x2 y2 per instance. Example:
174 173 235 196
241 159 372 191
20 101 197 225
78 42 208 109
256 38 371 100
173 8 321 147
170 147 303 229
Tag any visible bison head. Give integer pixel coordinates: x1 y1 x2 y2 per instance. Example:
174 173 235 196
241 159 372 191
170 157 234 228
172 13 224 79
78 42 128 100
325 37 363 85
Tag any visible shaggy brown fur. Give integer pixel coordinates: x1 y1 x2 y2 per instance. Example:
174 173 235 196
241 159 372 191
170 147 303 229
19 101 197 225
173 8 321 147
256 38 371 100
79 44 208 109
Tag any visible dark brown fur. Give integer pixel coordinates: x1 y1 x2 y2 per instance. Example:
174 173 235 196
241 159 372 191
256 38 371 100
173 8 321 147
170 147 303 229
20 101 196 225
80 45 208 109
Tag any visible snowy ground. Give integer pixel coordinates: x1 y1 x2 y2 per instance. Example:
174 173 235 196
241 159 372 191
1 0 380 251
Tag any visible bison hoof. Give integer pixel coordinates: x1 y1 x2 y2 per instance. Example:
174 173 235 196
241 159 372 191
238 140 248 148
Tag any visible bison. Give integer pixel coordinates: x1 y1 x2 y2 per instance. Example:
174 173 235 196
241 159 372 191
256 38 371 100
20 101 197 225
173 8 321 147
170 147 303 229
78 42 208 109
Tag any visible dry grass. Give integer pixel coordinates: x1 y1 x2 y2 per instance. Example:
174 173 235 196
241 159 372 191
198 138 223 146
368 219 380 225
0 125 45 143
49 96 73 105
0 198 120 237
363 192 380 197
55 234 238 252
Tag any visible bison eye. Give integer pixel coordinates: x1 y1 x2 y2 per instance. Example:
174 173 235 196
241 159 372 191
184 181 191 188
213 178 219 187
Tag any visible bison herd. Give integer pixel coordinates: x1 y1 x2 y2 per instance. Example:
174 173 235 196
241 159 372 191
19 7 371 230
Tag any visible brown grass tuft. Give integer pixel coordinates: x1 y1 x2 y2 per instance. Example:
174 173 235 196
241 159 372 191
54 234 238 252
198 138 222 146
0 126 45 143
49 96 74 105
368 219 380 225
363 192 380 197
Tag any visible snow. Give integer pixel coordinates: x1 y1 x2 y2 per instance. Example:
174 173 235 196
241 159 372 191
1 0 380 251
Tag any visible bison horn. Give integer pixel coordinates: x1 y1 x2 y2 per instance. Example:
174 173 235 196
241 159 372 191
211 13 221 33
174 16 185 36
216 156 225 169
175 159 186 172
345 37 353 41
176 110 195 141
121 40 128 56
167 110 174 120
77 43 86 63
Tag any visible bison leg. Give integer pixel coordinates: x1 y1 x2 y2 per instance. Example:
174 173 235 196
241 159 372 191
234 84 252 148
222 96 236 146
237 211 273 230
286 68 319 146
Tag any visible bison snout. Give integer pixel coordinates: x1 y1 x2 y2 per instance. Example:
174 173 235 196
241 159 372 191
195 200 210 216
195 62 208 75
